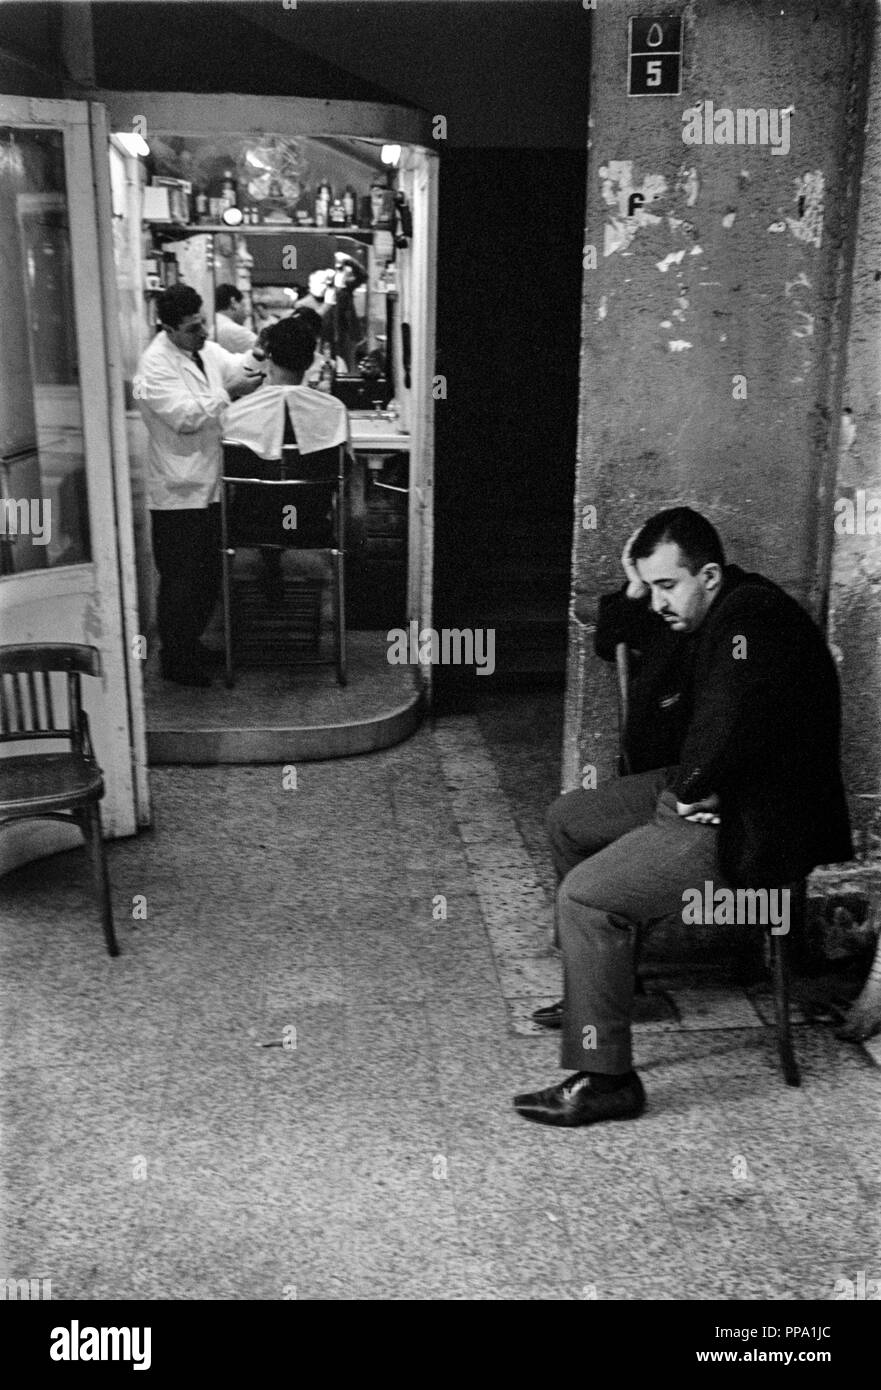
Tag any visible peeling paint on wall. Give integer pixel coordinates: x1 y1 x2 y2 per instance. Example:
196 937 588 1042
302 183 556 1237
787 170 825 248
785 271 811 297
668 340 693 352
656 250 686 272
600 161 668 257
677 165 700 206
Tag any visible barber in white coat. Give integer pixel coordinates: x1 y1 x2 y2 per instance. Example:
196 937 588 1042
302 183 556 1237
134 284 265 686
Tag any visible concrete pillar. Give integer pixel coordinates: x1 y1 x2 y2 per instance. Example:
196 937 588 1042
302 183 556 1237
564 0 875 796
827 11 881 856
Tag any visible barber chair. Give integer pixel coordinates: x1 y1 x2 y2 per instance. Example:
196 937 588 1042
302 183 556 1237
220 441 348 687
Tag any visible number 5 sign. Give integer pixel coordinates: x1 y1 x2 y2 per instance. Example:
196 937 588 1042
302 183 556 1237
628 16 683 96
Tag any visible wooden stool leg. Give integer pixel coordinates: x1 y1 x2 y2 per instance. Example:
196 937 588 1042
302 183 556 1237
770 929 800 1086
82 802 119 958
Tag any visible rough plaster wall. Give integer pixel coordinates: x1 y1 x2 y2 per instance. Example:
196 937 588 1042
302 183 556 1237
563 0 867 792
828 13 881 839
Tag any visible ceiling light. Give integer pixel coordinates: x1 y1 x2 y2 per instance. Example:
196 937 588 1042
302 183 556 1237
114 132 150 158
380 145 401 167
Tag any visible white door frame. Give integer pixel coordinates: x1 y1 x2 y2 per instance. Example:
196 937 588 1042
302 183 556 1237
0 95 149 875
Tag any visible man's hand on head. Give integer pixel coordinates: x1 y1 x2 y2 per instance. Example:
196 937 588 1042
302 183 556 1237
622 527 648 600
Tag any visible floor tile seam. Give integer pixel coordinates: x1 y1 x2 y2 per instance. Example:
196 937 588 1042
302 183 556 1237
431 718 553 880
430 717 557 991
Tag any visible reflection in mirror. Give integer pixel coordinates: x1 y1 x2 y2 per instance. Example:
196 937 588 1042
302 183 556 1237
0 127 90 574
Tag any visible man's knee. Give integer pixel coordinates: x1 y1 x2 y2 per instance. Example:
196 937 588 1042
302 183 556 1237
547 787 609 859
546 792 571 844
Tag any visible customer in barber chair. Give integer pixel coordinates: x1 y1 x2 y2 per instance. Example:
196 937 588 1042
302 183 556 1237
221 314 349 605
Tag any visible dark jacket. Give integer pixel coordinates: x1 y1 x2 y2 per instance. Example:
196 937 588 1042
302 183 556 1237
595 566 853 887
595 585 695 775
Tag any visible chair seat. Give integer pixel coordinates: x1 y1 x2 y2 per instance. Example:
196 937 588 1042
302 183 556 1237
0 752 104 815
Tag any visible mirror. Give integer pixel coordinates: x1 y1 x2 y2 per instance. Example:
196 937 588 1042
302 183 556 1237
205 229 392 405
117 125 423 755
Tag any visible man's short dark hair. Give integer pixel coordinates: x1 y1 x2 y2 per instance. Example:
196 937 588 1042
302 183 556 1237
291 306 322 337
630 506 726 575
157 284 203 328
215 282 243 313
335 254 367 289
265 313 319 376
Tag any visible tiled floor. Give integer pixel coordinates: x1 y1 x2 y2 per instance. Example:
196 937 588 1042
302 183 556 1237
1 702 879 1300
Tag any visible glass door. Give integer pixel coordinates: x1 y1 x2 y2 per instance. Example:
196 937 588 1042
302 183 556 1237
0 97 148 872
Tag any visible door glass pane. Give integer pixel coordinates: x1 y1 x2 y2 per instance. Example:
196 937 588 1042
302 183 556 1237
0 127 90 573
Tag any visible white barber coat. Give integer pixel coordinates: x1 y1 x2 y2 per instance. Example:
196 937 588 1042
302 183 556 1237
135 332 263 510
215 313 257 354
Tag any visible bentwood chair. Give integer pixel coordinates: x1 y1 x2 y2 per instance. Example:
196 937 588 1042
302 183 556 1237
0 644 118 957
614 641 800 1086
220 442 348 688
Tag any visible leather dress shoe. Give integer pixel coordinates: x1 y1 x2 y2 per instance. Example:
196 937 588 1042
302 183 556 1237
514 1071 646 1127
531 999 564 1029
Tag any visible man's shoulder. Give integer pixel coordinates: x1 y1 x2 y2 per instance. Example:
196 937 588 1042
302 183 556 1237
226 383 283 417
714 567 809 625
137 332 172 368
202 338 230 361
289 385 346 414
706 566 827 667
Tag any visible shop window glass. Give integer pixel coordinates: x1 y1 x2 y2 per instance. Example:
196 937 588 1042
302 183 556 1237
0 127 90 574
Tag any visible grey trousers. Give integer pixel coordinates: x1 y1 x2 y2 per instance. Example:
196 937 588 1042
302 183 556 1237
547 767 724 1074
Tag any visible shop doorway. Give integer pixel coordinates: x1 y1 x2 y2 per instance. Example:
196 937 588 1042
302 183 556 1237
97 92 437 764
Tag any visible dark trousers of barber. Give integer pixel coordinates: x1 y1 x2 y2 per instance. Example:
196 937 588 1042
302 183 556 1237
151 504 221 683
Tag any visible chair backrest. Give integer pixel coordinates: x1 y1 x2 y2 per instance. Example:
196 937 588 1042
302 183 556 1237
222 442 347 551
0 643 101 746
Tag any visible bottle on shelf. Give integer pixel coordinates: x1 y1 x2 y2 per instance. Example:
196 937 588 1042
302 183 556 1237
317 340 336 393
195 189 209 224
314 177 332 228
218 169 237 219
328 198 347 228
343 185 356 224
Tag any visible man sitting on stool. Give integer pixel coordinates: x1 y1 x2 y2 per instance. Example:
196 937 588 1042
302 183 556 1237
515 507 852 1128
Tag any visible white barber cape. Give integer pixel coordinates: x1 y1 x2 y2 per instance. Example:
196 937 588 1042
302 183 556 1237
222 385 349 460
135 333 263 510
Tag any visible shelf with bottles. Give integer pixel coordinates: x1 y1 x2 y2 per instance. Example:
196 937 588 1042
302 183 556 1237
147 222 375 244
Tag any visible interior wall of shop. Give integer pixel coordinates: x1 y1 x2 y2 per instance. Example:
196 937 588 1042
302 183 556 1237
563 0 875 797
2 0 590 700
